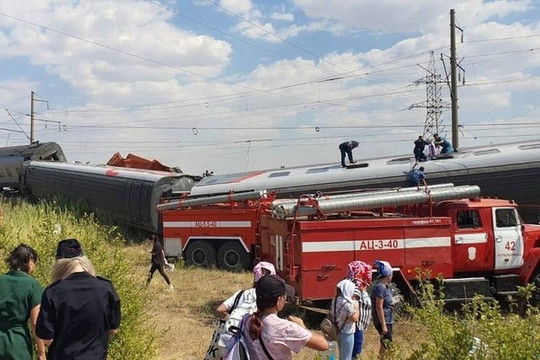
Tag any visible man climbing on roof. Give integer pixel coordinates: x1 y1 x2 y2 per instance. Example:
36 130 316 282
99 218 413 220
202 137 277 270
339 141 359 168
407 166 428 191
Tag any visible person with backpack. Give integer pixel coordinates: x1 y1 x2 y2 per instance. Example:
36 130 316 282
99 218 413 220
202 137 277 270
331 279 359 360
207 262 276 360
243 275 328 359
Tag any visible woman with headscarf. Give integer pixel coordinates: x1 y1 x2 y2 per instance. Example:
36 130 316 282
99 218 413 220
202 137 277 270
371 260 395 356
244 274 328 359
332 279 359 360
0 244 45 360
346 261 372 359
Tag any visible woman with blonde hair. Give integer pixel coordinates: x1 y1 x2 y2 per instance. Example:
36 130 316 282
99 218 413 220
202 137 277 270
36 239 121 359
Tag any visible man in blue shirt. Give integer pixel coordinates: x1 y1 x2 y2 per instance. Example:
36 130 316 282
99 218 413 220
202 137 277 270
434 134 454 155
407 166 427 190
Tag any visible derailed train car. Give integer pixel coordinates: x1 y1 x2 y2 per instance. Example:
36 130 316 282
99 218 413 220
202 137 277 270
19 161 197 233
0 142 66 189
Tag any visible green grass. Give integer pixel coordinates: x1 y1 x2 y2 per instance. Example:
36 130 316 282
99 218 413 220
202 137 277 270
0 199 158 360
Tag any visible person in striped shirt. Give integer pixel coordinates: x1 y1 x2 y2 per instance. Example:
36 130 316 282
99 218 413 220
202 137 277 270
346 261 373 359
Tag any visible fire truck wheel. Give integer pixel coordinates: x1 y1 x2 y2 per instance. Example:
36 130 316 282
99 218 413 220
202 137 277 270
217 242 250 272
184 241 217 268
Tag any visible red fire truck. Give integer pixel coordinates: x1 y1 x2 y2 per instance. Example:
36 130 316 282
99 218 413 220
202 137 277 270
159 184 540 303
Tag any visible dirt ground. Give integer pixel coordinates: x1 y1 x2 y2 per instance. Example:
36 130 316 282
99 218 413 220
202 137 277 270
127 243 413 360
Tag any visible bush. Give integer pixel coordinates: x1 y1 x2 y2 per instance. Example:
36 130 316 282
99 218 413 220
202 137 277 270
387 273 540 360
0 199 158 360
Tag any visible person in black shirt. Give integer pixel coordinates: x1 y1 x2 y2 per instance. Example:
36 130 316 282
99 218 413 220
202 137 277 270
36 239 121 360
146 235 173 289
339 141 359 167
413 135 429 162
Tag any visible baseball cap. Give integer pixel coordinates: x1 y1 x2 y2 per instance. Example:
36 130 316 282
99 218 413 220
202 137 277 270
56 239 84 259
256 275 295 300
253 261 276 283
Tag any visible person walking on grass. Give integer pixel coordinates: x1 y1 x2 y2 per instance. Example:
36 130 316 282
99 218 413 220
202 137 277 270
0 244 46 360
146 234 173 289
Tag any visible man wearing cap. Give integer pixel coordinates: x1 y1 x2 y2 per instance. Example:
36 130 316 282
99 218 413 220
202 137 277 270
339 140 359 168
243 275 329 359
36 239 121 360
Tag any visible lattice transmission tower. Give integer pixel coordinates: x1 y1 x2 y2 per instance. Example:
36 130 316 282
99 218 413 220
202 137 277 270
409 51 450 139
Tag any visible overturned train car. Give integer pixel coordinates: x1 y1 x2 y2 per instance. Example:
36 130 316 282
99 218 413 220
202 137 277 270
0 142 66 189
19 161 196 233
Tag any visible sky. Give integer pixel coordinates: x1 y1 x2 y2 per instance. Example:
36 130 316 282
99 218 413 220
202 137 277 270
0 0 539 176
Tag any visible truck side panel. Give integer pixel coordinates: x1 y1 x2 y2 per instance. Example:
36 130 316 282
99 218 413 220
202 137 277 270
260 216 454 302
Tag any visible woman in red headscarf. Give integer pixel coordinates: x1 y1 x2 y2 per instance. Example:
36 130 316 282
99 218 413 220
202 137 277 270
346 260 373 359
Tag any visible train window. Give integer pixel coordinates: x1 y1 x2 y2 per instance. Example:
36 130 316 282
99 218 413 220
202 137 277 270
457 210 481 229
519 143 540 150
495 208 519 228
306 167 330 174
268 171 290 178
473 149 500 156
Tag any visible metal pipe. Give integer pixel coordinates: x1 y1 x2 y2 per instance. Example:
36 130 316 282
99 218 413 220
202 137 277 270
157 190 266 211
271 183 455 207
272 185 480 219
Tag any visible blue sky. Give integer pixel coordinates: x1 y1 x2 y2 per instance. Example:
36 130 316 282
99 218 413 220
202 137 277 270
0 0 539 175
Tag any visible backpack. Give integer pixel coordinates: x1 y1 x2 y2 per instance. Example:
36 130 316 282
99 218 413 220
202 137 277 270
224 315 274 360
223 317 251 360
218 289 257 347
320 298 346 341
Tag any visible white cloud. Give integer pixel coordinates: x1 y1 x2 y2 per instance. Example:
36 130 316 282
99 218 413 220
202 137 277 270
270 12 294 21
0 0 538 175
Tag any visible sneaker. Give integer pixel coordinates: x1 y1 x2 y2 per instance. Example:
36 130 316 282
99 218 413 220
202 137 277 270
168 284 174 290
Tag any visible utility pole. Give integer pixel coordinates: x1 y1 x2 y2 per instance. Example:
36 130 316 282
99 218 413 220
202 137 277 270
30 91 35 145
450 9 459 151
29 91 50 145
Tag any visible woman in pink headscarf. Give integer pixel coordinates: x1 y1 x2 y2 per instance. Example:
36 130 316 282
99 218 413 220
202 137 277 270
346 261 372 359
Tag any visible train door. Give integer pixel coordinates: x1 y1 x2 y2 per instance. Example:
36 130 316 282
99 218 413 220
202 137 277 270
492 207 524 270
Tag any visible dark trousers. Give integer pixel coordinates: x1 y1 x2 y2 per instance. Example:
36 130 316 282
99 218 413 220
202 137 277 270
414 148 427 161
339 144 353 167
147 263 171 285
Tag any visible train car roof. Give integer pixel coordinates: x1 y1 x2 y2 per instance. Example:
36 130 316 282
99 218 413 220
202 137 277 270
189 139 540 195
24 160 190 182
